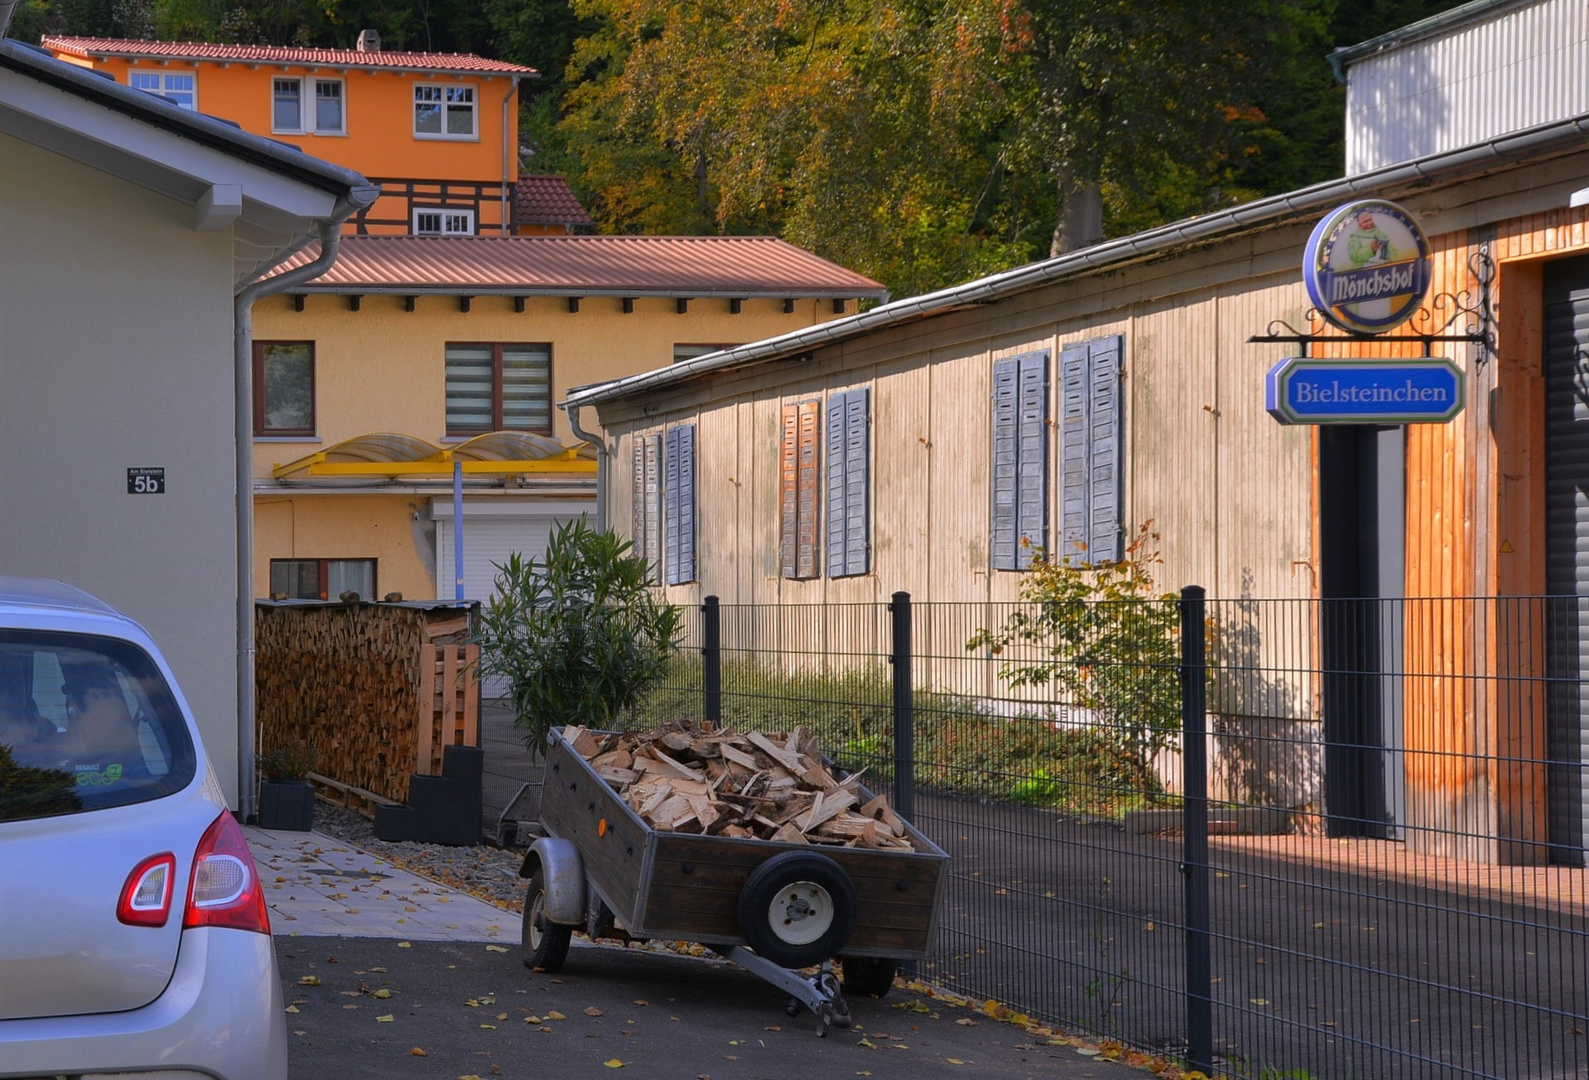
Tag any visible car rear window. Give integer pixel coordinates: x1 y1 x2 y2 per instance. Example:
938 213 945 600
0 631 197 823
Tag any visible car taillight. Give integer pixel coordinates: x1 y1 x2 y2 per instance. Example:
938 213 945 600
117 852 176 927
183 809 271 935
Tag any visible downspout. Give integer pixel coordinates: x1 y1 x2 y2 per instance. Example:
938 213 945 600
501 75 520 234
0 0 20 37
563 402 606 531
233 189 376 820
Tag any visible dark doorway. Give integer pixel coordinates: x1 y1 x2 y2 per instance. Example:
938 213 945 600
1319 425 1406 838
1542 254 1589 866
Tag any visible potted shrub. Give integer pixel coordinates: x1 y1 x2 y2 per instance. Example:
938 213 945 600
257 741 317 831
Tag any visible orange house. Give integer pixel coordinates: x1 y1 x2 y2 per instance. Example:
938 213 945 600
43 32 537 236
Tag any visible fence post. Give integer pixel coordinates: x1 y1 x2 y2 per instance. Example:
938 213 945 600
1179 585 1213 1074
702 595 721 727
889 591 915 824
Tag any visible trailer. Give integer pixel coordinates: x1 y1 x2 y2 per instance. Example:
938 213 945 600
517 726 949 1034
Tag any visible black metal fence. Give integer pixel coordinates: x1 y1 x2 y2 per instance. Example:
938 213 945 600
632 591 1589 1080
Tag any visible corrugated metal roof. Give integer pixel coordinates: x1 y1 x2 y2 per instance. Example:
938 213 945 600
277 235 889 298
42 36 536 75
513 174 592 227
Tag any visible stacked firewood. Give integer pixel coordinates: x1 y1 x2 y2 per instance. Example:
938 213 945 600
563 720 914 851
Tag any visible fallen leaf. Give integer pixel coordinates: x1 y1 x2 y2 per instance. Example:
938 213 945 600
1251 999 1270 1006
765 1025 782 1031
1144 922 1155 932
376 1014 395 1023
298 976 321 986
585 1006 604 1016
635 1000 650 1007
497 1013 509 1021
947 1059 965 1065
603 1061 624 1069
486 945 509 954
411 1048 427 1057
955 1018 978 1027
1076 1047 1100 1056
373 989 392 999
480 1024 497 1030
284 1005 300 1014
370 967 388 973
397 942 412 948
546 1011 566 1021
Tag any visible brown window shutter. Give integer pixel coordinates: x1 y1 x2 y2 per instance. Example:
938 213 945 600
796 399 820 579
780 404 799 578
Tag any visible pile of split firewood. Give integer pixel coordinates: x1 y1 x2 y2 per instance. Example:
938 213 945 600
562 721 914 851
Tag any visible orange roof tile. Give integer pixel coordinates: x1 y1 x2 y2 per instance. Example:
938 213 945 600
280 235 888 298
512 175 593 228
43 36 536 75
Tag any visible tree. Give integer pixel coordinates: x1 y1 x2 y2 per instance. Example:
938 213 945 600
473 520 682 758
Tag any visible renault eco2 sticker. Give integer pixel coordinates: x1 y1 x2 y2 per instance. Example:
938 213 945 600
1303 200 1432 334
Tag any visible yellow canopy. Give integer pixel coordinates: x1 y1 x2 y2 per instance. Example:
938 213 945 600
272 431 597 480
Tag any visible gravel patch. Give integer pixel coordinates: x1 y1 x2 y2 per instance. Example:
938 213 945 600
310 800 528 914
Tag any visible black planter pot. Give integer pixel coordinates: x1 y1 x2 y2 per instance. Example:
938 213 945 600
258 778 315 831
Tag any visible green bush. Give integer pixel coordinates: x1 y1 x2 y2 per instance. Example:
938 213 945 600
474 520 683 758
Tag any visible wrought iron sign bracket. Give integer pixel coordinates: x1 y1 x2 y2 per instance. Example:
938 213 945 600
1249 249 1495 364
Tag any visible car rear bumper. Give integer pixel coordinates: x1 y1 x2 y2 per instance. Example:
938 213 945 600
0 926 286 1080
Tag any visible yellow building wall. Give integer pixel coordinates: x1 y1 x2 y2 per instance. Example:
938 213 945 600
250 292 841 475
254 494 432 599
53 54 517 189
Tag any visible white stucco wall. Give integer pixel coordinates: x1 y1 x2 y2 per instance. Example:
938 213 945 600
0 133 241 804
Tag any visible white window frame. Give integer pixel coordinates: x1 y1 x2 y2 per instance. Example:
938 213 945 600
412 208 476 236
129 69 197 111
413 82 478 141
271 76 346 135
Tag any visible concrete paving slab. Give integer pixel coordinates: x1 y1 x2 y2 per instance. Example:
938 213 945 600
247 827 512 943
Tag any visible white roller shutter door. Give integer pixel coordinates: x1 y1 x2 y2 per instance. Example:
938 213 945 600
431 498 591 604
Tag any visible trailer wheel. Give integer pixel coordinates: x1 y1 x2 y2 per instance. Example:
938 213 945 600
738 851 858 968
522 867 572 973
839 955 898 998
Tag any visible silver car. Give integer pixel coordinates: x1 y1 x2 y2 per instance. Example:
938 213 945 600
0 577 286 1080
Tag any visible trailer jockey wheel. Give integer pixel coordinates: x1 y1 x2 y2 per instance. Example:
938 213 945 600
738 851 858 969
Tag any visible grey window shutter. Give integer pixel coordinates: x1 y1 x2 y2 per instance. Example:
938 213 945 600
826 394 847 577
675 424 696 583
1059 342 1090 562
795 400 821 579
1087 336 1123 563
642 433 662 574
1015 351 1049 569
991 358 1019 570
825 389 871 578
664 427 681 584
843 389 870 576
780 404 798 578
632 438 647 556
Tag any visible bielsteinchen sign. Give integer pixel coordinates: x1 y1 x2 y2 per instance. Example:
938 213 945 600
1304 200 1432 334
1266 358 1464 425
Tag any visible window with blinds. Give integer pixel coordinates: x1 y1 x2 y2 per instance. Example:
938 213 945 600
444 343 551 436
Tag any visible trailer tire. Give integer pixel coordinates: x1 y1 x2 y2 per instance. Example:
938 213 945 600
522 867 572 973
738 851 858 968
840 955 898 999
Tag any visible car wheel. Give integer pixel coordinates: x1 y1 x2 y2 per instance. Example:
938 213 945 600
521 867 572 973
840 955 898 998
737 851 858 968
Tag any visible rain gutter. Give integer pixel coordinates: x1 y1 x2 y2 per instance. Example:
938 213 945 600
232 189 377 820
566 109 1589 410
562 403 607 531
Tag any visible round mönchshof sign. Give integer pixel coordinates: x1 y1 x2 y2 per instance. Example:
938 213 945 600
1303 200 1431 334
